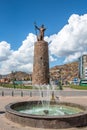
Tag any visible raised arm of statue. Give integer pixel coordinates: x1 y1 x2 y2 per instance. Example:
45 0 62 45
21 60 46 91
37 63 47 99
35 25 40 31
34 24 46 41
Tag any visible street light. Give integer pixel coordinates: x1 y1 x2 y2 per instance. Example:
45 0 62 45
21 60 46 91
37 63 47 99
12 71 16 89
58 69 63 90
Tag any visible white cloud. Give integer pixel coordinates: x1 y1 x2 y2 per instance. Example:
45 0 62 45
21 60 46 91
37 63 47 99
0 41 12 61
49 14 87 63
1 14 87 74
49 55 57 62
0 33 36 74
64 52 81 63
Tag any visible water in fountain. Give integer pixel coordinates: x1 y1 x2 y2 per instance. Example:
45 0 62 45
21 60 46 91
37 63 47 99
18 84 83 116
32 84 65 115
33 84 52 111
19 103 83 116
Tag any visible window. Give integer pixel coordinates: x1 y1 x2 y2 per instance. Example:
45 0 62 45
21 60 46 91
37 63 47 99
40 57 42 60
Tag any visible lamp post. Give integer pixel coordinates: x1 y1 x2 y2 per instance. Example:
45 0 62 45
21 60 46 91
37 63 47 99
58 68 63 90
12 71 16 89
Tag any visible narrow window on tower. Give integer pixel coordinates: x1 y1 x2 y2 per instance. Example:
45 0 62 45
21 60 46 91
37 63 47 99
40 57 42 60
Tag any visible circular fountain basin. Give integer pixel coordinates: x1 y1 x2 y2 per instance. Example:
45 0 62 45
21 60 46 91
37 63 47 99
5 101 87 129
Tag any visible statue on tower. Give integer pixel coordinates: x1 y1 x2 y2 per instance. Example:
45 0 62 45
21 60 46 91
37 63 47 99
34 23 46 41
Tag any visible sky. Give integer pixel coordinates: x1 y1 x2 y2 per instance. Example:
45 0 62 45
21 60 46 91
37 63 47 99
0 0 87 74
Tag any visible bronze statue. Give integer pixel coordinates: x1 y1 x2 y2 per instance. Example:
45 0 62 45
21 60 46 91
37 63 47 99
34 23 46 41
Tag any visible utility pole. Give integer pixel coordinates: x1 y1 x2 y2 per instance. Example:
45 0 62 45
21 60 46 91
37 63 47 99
58 68 63 90
12 71 16 89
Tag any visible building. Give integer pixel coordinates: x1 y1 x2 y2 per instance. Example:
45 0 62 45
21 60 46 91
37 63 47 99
79 55 87 86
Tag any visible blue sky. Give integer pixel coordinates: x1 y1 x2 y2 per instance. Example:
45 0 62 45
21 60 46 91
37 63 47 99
0 0 87 48
0 0 87 74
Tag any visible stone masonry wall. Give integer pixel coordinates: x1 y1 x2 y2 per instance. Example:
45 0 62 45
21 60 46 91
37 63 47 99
32 40 49 85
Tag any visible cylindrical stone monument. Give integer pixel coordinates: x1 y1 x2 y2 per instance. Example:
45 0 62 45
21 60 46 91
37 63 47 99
32 24 49 85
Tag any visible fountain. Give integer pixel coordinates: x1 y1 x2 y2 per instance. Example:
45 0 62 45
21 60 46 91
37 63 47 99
5 99 87 129
5 24 87 128
5 85 87 129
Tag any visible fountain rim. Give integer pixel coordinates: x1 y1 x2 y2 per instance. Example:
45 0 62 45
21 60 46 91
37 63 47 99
5 100 87 119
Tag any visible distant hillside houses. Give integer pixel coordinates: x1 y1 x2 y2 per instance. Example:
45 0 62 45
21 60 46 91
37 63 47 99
50 62 79 85
0 77 10 83
0 71 32 85
0 61 81 86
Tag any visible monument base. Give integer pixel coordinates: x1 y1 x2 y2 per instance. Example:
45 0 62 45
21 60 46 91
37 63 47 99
32 40 49 85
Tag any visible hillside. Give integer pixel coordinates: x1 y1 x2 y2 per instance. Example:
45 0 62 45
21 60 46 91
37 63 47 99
50 62 79 84
2 71 32 81
0 62 79 84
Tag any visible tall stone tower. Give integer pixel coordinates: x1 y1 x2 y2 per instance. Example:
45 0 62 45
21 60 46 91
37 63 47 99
32 24 49 85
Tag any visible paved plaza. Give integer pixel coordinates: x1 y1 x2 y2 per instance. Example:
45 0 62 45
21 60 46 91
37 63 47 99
0 89 87 130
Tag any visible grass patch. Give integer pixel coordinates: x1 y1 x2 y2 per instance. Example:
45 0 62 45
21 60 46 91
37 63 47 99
0 83 62 90
64 85 87 90
0 83 33 89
